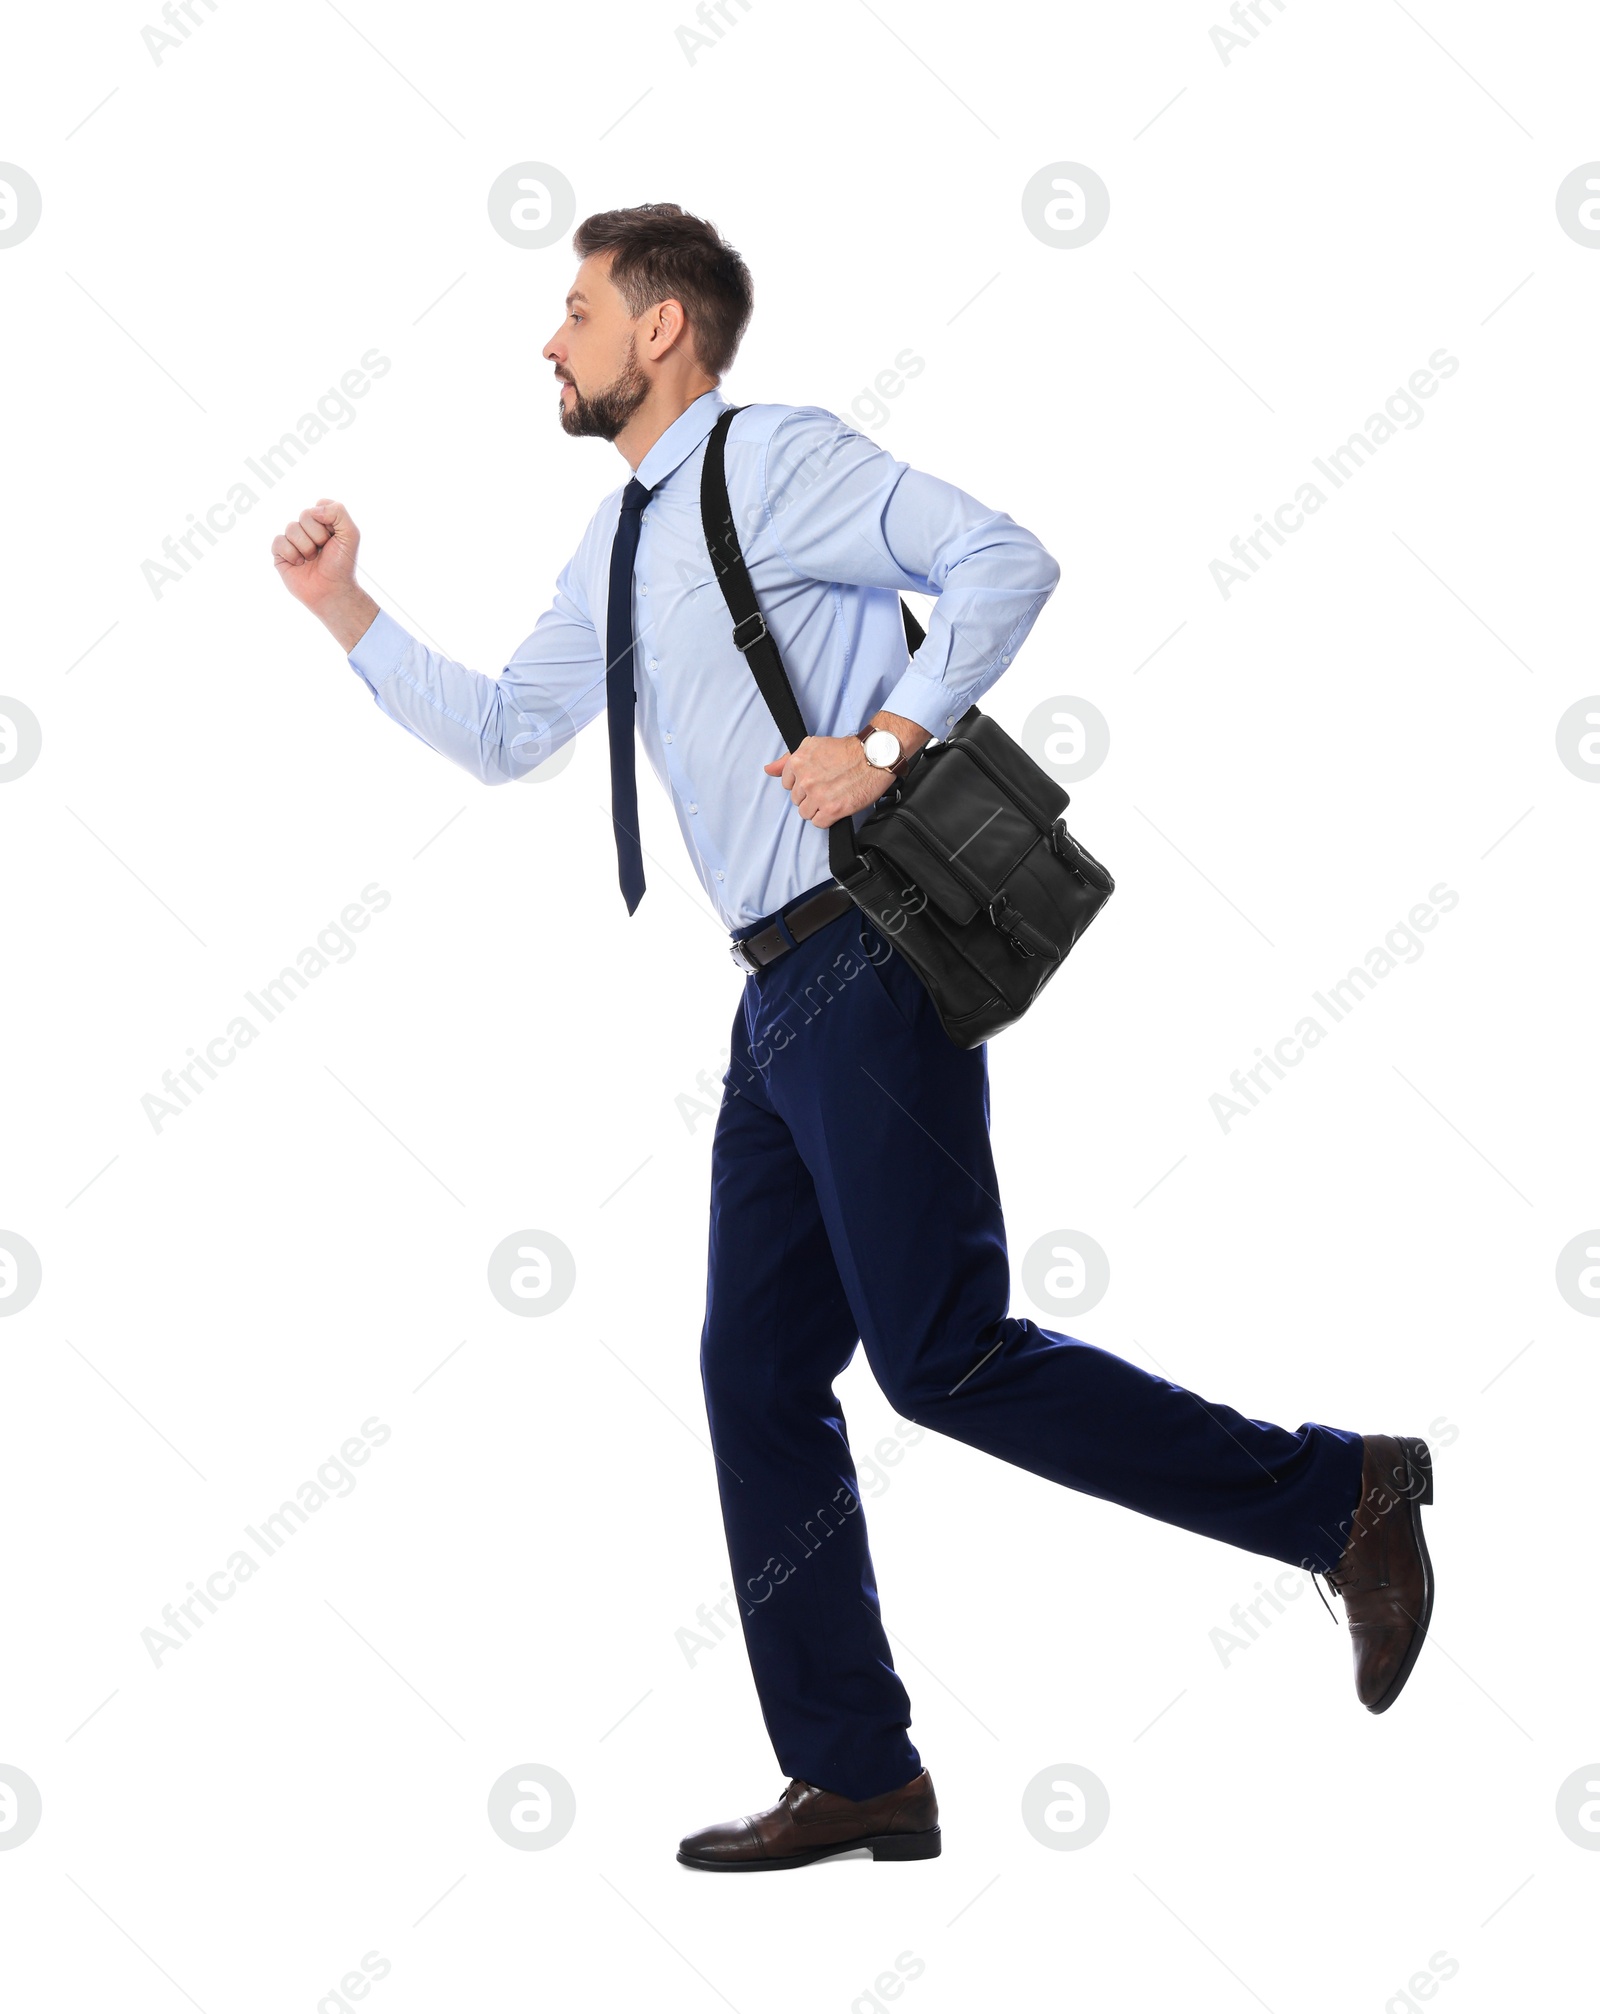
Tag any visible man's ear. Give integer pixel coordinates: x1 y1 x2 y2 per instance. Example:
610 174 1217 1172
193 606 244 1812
648 296 691 360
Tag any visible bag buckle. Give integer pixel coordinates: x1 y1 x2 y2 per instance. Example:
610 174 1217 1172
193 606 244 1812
1047 820 1076 858
988 892 1035 958
730 611 768 654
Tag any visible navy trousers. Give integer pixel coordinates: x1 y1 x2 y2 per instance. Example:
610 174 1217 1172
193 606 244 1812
698 882 1365 1802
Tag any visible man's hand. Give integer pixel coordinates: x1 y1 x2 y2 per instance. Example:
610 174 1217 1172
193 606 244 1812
271 498 379 652
763 712 930 828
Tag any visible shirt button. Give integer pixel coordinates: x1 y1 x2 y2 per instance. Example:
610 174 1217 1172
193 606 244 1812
1001 652 1011 662
688 802 698 814
663 732 673 743
647 658 658 670
715 870 725 880
639 584 649 596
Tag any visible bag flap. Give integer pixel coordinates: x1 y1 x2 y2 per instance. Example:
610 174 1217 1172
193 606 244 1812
861 812 983 924
949 710 1070 826
894 756 1044 905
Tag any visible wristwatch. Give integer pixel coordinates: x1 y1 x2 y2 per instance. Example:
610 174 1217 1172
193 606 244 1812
857 725 908 777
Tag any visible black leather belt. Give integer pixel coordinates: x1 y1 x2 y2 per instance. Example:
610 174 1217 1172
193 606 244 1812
730 883 856 974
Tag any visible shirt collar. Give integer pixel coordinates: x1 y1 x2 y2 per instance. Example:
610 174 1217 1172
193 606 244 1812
635 386 729 492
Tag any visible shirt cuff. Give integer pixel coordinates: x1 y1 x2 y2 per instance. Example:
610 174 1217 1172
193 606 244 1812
880 667 969 741
347 606 411 690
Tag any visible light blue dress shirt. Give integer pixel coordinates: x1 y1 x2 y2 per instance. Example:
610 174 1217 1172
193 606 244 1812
346 387 1059 932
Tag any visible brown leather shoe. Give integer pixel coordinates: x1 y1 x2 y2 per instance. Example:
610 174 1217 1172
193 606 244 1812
1319 1433 1435 1713
677 1770 940 1871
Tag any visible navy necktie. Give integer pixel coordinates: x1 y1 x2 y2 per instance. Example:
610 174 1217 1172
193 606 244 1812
605 476 653 914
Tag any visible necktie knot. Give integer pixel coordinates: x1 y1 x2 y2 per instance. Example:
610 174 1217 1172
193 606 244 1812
621 477 652 515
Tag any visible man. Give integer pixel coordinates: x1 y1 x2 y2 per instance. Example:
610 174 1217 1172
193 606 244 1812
272 202 1435 1873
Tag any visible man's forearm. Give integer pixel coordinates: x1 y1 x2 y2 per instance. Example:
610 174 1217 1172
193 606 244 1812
317 586 382 654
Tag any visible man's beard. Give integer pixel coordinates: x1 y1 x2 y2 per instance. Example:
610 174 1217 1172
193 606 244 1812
558 340 649 441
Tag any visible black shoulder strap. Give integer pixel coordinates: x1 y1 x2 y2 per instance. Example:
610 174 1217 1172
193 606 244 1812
699 403 925 884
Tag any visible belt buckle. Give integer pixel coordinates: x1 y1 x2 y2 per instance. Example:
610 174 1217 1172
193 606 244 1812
729 937 760 975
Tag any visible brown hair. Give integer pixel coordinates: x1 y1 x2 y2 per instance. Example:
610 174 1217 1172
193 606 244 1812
572 203 753 380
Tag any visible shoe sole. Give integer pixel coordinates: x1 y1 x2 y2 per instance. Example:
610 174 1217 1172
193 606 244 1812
677 1826 941 1871
1367 1435 1434 1715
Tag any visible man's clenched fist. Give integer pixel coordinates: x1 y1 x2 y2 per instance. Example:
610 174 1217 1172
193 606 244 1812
763 709 929 829
271 499 379 651
271 498 357 602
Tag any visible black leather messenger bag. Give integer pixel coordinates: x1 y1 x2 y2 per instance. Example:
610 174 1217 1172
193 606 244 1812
700 405 1114 1048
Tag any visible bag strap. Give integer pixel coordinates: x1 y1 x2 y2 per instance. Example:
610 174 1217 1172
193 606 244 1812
699 403 926 884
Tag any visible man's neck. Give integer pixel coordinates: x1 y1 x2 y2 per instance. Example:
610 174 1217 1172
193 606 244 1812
615 378 720 472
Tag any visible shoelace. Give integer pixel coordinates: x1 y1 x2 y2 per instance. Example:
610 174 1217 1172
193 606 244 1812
1312 1572 1344 1624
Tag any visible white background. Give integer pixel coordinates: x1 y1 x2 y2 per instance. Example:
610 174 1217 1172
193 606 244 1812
2 1 1596 2008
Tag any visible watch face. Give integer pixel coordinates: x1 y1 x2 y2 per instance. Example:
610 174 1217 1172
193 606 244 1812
863 728 902 769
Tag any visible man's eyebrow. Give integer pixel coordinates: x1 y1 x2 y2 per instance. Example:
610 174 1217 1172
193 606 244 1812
565 290 588 308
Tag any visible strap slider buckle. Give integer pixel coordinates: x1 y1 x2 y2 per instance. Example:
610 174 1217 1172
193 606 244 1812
730 611 768 654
